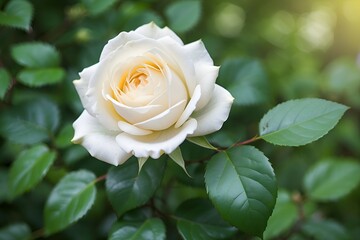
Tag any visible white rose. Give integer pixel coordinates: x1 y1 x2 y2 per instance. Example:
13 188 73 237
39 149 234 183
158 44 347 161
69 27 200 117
72 22 234 166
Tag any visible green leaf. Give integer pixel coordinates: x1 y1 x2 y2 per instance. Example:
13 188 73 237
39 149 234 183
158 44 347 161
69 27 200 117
17 68 65 87
218 58 269 106
109 218 166 240
175 198 237 240
0 0 33 30
55 123 74 149
106 157 166 216
9 144 56 198
259 98 349 146
11 42 60 68
137 157 148 173
0 68 11 100
304 159 360 201
44 170 96 235
187 136 217 150
169 147 190 177
302 219 351 240
0 169 9 202
0 223 31 240
205 146 277 238
0 98 60 144
82 0 117 16
165 0 201 33
264 190 298 239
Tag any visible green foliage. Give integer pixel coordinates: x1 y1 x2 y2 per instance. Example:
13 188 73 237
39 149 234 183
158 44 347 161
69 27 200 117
175 198 236 240
0 223 31 240
0 0 358 239
218 58 269 106
8 144 56 198
264 190 298 239
106 158 166 216
44 170 97 235
304 159 360 201
165 0 201 33
0 68 11 100
0 98 59 144
301 219 351 240
0 0 33 30
17 68 65 87
11 42 60 68
205 146 277 237
109 218 166 240
260 98 349 146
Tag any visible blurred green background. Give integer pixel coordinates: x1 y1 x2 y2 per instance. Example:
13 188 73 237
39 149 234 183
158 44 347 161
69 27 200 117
1 0 359 239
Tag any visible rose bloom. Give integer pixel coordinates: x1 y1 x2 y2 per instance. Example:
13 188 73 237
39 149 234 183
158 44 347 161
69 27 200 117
72 22 233 166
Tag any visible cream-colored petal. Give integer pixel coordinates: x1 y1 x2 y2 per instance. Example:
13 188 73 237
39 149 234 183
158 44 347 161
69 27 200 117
175 85 201 128
118 120 153 136
184 40 213 65
135 22 184 45
134 100 187 131
107 96 165 124
73 63 98 117
116 118 197 159
72 111 131 166
190 85 234 136
194 64 219 110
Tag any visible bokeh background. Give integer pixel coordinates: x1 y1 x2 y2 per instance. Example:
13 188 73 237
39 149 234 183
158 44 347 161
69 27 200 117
1 0 359 239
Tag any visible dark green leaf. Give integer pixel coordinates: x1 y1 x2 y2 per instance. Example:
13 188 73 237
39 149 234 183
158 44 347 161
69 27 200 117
205 146 277 238
259 98 349 146
165 0 201 33
0 68 11 100
0 223 31 240
9 144 56 198
175 198 237 240
0 98 60 144
264 190 298 239
304 159 360 201
0 169 9 203
109 218 165 240
17 68 65 87
82 0 117 16
55 123 74 149
0 0 33 30
302 219 351 240
106 157 166 216
11 42 60 68
44 170 96 235
218 58 269 106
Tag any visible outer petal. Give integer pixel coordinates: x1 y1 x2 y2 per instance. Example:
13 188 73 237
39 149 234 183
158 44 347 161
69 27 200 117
100 22 183 61
184 40 213 65
116 118 197 159
73 63 98 116
72 111 131 166
194 64 219 110
135 22 183 45
190 85 234 137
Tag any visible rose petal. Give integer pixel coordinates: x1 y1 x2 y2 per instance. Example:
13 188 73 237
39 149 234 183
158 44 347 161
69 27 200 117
116 118 197 158
134 100 187 130
73 63 98 116
107 96 165 123
175 85 201 128
72 111 131 166
194 64 219 110
100 23 183 61
190 85 234 136
118 120 153 136
184 40 213 65
135 22 183 45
